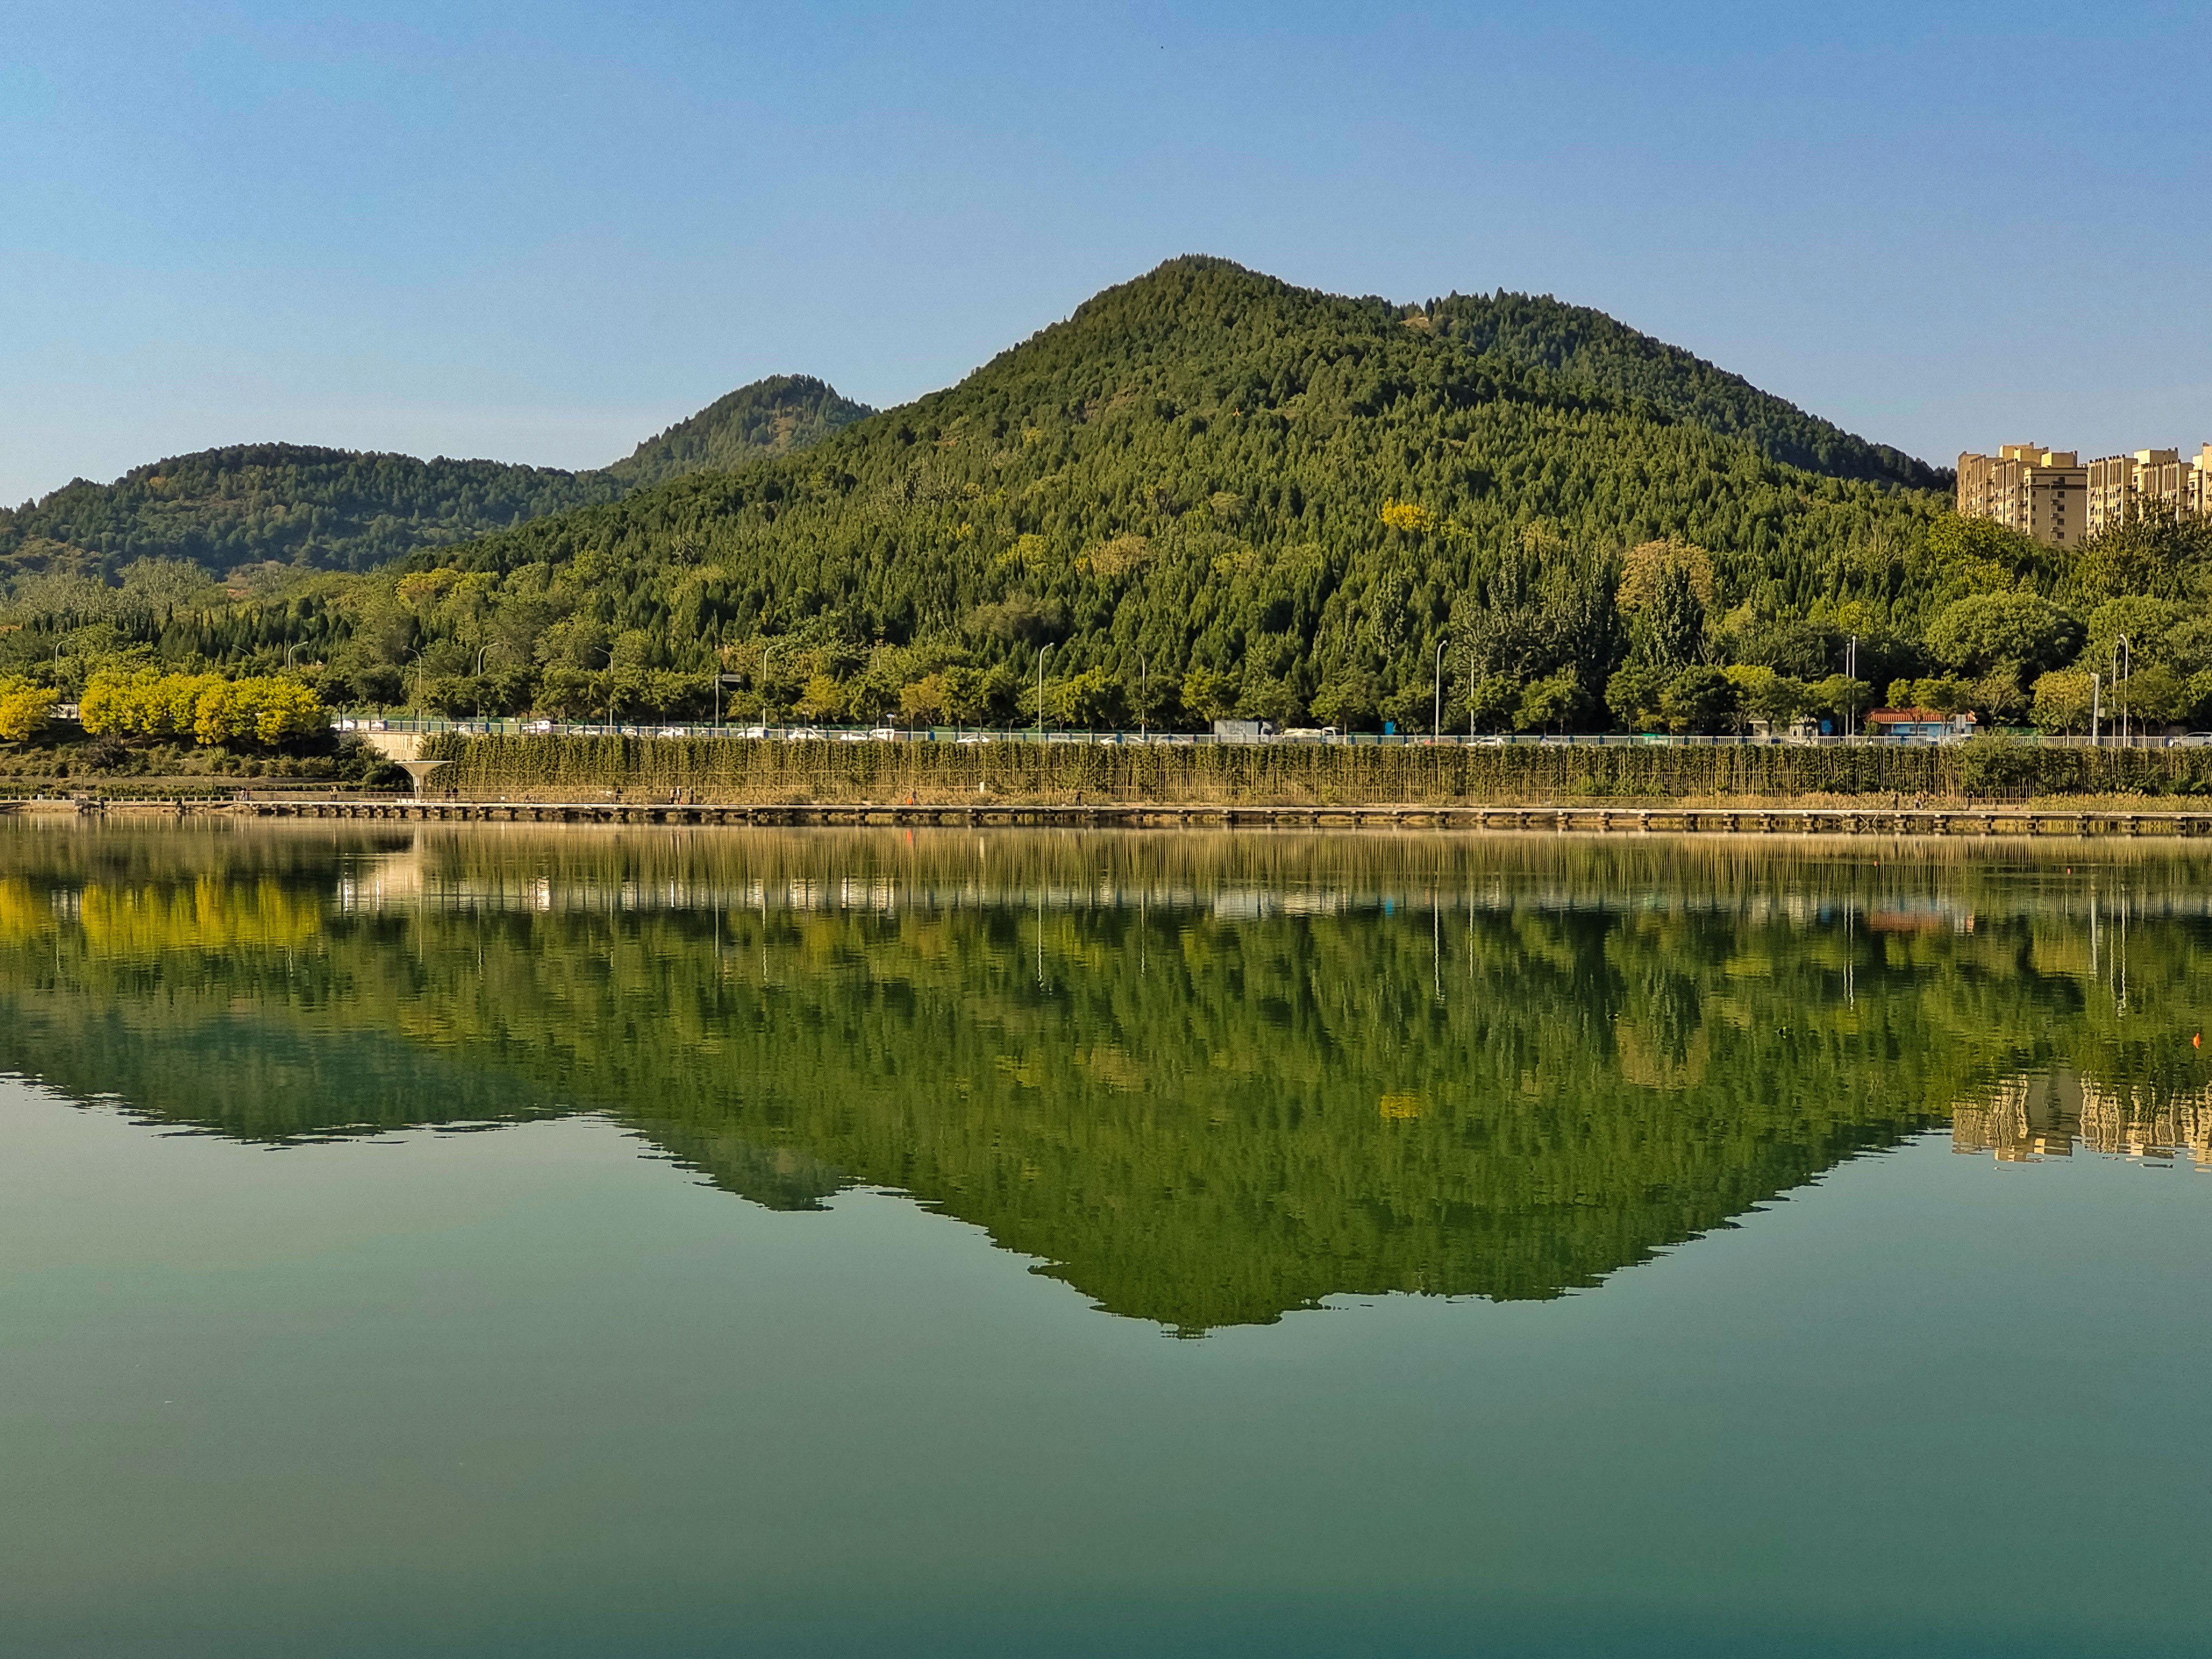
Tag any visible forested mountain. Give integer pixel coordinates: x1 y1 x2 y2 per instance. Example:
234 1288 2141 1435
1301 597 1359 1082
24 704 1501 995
286 256 1978 727
10 256 2209 736
0 374 872 583
600 375 875 488
1415 291 1946 491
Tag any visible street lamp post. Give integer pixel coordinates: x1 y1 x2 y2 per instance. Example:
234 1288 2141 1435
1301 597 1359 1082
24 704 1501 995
585 645 613 731
1433 638 1447 737
758 640 780 732
2113 635 2131 746
1137 653 1148 742
1037 644 1053 742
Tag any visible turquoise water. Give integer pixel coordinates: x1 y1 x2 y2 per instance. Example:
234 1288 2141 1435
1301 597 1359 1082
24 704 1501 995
1 821 2207 1656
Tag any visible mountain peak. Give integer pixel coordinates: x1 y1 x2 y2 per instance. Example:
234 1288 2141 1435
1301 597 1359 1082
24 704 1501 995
599 375 874 489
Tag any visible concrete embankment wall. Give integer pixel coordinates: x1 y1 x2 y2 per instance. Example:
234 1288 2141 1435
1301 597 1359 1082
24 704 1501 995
415 734 2212 805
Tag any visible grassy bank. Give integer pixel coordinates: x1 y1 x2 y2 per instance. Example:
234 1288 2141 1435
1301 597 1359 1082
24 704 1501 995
415 733 2212 806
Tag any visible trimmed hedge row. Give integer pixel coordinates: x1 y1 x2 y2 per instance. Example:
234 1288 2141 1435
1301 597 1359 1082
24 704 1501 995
418 734 2212 804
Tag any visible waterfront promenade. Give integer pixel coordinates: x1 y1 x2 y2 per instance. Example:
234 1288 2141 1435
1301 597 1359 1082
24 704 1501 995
16 795 2212 838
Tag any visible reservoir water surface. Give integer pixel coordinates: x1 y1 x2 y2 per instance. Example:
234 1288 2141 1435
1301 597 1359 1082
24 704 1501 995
1 820 2207 1657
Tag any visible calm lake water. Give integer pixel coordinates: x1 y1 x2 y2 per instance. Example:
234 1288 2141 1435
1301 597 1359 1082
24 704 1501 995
1 820 2208 1657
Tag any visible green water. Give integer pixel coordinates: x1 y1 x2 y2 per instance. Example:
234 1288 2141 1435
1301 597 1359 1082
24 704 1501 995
1 820 2207 1656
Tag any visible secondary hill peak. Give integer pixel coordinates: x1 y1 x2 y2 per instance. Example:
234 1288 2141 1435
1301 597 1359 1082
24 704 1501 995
0 374 873 582
601 374 876 489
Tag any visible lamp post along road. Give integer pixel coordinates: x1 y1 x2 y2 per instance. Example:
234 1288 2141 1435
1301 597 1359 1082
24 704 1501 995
584 644 613 731
759 640 780 731
2113 636 2131 746
1433 638 1447 737
1037 644 1053 741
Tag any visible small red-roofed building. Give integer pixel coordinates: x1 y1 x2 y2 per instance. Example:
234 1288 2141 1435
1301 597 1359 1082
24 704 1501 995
1866 707 1978 741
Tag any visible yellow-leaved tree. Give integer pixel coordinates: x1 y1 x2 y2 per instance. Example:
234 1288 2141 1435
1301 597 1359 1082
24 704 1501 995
1379 499 1436 534
0 678 57 742
82 670 324 747
795 673 847 723
246 680 326 744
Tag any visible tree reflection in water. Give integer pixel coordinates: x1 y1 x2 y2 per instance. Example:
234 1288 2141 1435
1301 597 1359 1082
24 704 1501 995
2 821 2207 1331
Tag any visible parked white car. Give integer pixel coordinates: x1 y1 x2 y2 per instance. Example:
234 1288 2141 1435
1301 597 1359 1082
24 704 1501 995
785 727 826 742
868 727 901 742
740 726 770 740
955 733 992 746
523 719 553 734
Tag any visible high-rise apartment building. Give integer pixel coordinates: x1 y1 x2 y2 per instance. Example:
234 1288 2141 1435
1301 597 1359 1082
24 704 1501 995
2085 445 2212 534
1955 445 2086 546
1961 441 2211 545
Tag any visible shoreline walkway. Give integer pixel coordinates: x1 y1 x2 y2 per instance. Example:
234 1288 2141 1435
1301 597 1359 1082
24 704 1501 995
20 797 2212 838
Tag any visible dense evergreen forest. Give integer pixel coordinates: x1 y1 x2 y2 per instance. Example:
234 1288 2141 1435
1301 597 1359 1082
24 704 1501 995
597 374 875 489
1 826 2203 1330
0 374 872 583
1415 291 1945 489
6 257 2209 738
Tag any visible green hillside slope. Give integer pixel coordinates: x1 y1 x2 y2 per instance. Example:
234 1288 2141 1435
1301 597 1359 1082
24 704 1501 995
336 256 1949 727
0 444 622 580
1417 291 1945 490
0 374 872 583
600 374 875 488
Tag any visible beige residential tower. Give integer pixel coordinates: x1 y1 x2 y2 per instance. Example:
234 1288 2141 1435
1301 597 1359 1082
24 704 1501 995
1961 441 2211 545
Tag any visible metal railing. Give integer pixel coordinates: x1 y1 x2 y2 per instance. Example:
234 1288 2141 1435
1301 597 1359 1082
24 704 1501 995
331 716 2209 751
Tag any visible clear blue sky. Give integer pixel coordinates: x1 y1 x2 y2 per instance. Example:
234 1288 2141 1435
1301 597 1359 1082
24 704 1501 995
6 1 2209 506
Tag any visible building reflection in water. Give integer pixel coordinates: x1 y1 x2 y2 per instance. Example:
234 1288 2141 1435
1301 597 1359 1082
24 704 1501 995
1952 1071 2212 1168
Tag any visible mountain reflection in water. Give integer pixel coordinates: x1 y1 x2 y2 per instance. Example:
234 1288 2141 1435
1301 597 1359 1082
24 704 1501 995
1 820 2206 1333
